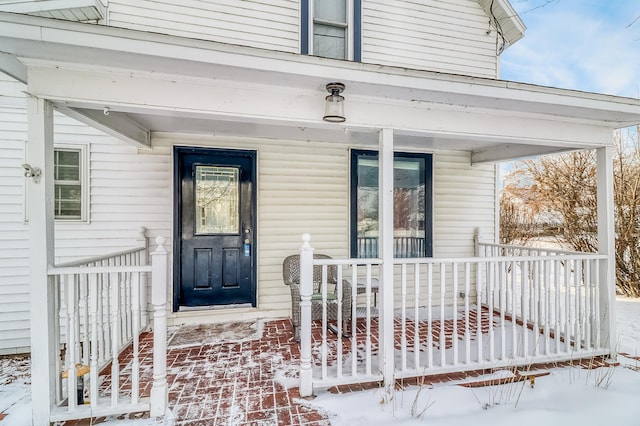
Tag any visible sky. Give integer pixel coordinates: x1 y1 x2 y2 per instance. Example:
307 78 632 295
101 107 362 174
500 0 640 98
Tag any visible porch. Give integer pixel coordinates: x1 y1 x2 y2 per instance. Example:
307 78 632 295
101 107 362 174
46 230 614 422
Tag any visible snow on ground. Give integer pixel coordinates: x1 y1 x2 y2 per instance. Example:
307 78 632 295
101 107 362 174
2 298 640 425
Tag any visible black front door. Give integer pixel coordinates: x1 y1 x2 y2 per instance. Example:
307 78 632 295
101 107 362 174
174 147 256 310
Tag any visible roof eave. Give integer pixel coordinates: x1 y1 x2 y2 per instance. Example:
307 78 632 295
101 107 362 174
0 12 639 128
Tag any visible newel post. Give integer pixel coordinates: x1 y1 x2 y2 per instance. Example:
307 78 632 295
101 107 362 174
137 227 149 327
150 236 168 417
299 233 314 397
473 227 480 257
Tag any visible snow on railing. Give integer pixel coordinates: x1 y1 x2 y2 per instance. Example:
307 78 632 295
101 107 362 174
299 233 610 395
47 229 168 422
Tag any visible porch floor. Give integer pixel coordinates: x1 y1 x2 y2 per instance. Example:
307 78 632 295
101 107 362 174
68 310 611 425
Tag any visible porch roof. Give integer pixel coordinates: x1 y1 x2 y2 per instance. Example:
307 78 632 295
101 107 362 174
2 12 640 162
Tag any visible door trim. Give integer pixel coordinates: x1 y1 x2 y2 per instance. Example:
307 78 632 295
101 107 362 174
172 146 257 312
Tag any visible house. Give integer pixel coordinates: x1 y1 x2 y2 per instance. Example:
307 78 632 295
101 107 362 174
1 0 640 423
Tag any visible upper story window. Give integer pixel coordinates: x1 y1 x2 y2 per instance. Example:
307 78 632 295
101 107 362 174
54 145 88 221
301 0 362 61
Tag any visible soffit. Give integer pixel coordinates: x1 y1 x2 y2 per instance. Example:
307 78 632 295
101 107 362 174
475 0 526 47
0 0 105 21
1 13 640 162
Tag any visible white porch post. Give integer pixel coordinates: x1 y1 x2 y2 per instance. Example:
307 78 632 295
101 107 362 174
596 146 616 355
378 128 395 390
27 96 56 425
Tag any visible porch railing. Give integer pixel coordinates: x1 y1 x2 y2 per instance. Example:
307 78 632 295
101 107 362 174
299 234 610 395
357 236 425 258
46 228 168 422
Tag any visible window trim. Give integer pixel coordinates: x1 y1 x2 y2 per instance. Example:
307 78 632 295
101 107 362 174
54 144 89 222
350 149 433 259
301 0 362 61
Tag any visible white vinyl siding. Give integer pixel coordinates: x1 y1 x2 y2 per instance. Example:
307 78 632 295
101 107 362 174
0 73 172 353
106 0 300 53
103 0 496 75
362 0 499 78
0 69 495 352
0 73 30 354
433 150 496 255
154 135 495 317
153 135 351 316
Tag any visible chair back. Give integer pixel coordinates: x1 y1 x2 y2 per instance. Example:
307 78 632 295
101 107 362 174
282 254 337 293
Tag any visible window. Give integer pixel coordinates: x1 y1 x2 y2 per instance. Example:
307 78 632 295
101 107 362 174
350 150 433 258
54 146 87 221
301 0 362 61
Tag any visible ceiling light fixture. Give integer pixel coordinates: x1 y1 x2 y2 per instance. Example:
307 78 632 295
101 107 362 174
323 82 346 123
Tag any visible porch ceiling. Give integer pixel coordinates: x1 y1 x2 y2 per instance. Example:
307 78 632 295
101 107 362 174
2 12 640 163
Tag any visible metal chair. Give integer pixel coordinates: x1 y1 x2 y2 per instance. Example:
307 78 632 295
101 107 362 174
282 254 352 341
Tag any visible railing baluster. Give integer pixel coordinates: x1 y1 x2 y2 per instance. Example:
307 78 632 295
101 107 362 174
414 263 420 371
439 263 445 368
476 260 483 363
66 274 78 411
577 259 585 350
131 272 141 405
125 272 133 343
500 260 506 360
554 259 561 355
452 262 458 366
427 263 433 368
488 259 495 363
80 274 89 368
120 271 128 348
365 264 373 376
401 264 407 371
111 272 120 407
544 260 551 355
464 262 471 365
584 260 592 350
104 273 112 364
511 259 517 359
563 259 571 353
336 265 343 379
89 273 99 407
593 259 601 349
351 267 358 377
321 265 328 381
522 260 529 358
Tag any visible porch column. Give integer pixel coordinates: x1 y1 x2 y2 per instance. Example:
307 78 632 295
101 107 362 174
378 128 394 390
26 96 56 425
596 146 616 355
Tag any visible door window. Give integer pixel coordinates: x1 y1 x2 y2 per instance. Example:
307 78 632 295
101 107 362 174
194 166 239 235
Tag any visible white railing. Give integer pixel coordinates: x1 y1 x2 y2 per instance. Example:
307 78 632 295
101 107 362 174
298 235 383 394
299 234 610 395
47 230 168 422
